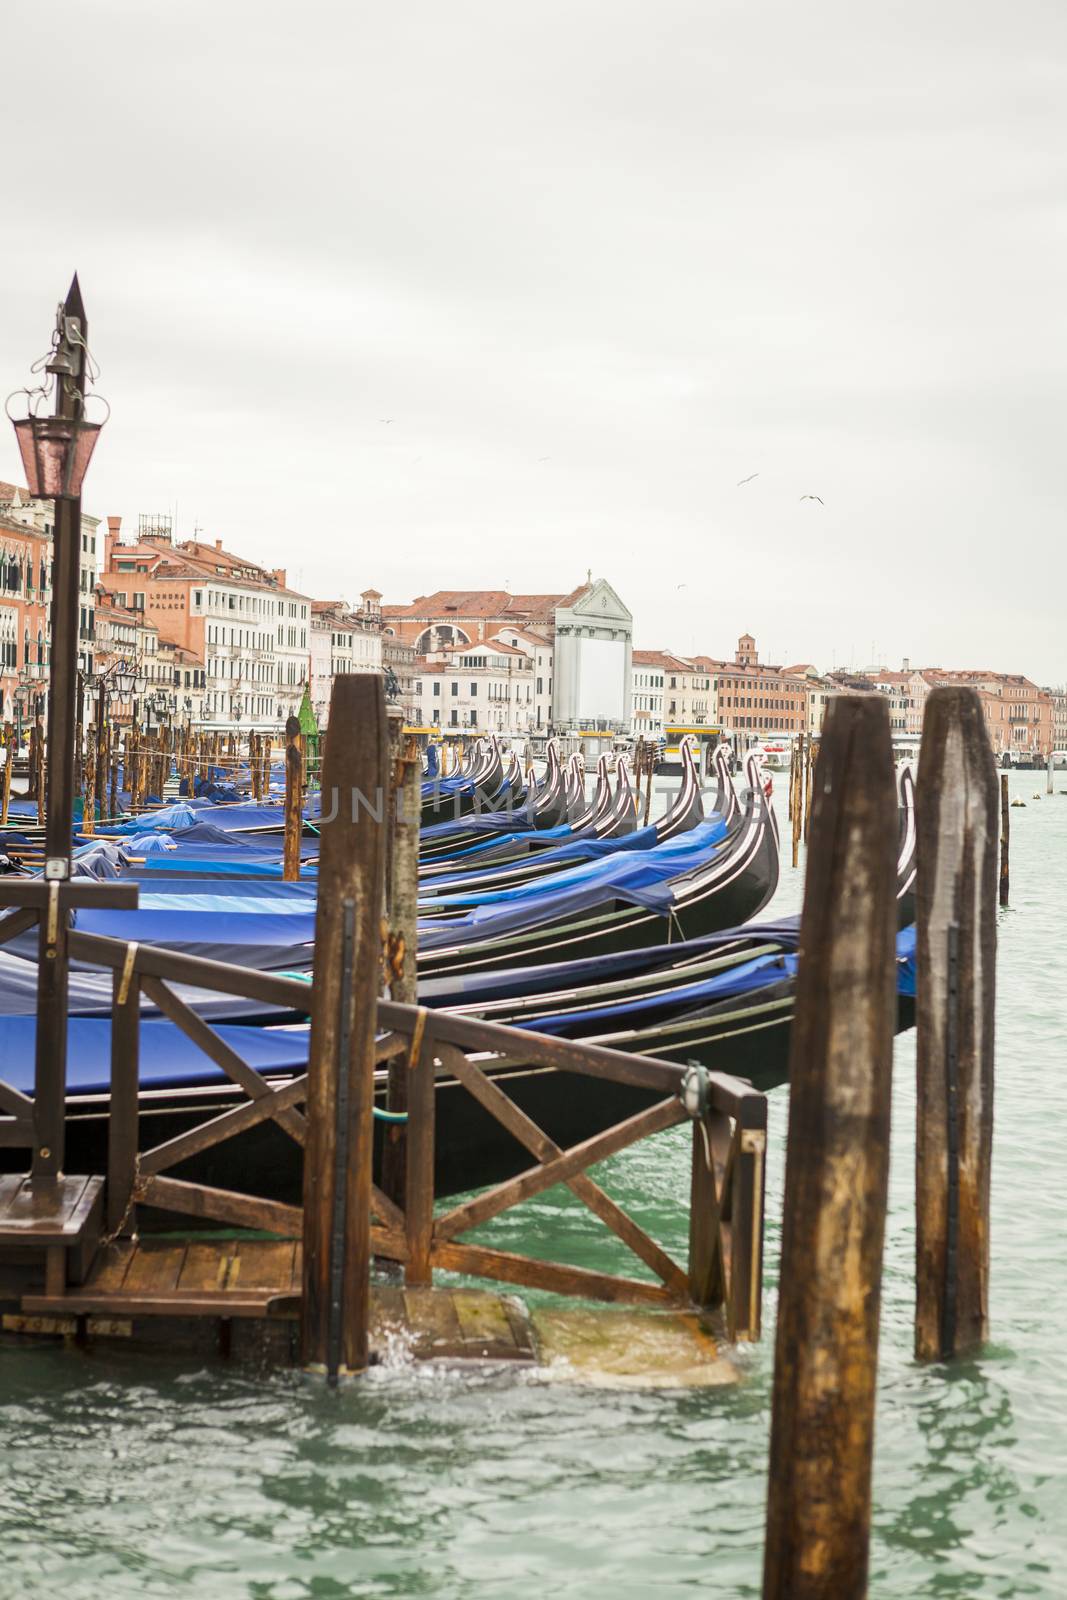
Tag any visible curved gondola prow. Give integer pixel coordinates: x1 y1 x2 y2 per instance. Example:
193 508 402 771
562 751 587 821
598 754 638 836
655 735 705 842
566 753 611 836
532 738 567 828
896 762 916 925
711 741 739 827
588 754 615 832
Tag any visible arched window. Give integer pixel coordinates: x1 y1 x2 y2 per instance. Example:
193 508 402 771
415 623 470 654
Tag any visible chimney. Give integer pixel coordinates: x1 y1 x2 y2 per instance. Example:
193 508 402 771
105 515 122 567
215 538 223 551
902 656 910 672
272 568 287 588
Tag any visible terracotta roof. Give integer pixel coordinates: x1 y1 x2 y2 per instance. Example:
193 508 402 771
383 587 582 621
438 640 530 658
633 649 692 670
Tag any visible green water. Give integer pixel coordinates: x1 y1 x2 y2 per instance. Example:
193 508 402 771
2 769 1065 1597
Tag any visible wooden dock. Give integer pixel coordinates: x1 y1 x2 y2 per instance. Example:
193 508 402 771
3 1234 738 1385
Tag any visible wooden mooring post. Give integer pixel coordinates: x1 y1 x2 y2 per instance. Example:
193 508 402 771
914 687 997 1362
763 695 897 1600
282 714 302 882
999 773 1009 907
1 722 12 826
381 714 421 1208
790 730 805 868
301 675 388 1381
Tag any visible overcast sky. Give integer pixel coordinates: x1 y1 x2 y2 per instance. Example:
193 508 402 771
3 2 1064 677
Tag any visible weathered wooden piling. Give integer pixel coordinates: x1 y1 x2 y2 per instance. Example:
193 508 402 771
914 687 997 1362
282 715 302 883
381 717 421 1207
763 695 897 1600
82 728 96 837
301 675 389 1380
1047 752 1053 795
33 704 45 823
1 722 12 825
999 774 1009 907
790 731 805 869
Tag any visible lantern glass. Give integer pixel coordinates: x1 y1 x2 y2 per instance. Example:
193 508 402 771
12 416 103 500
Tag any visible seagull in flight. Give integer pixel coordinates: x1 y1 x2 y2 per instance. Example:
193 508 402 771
737 473 760 486
799 494 824 504
378 417 393 424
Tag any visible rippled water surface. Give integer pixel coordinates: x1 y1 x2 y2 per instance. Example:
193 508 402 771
2 769 1065 1596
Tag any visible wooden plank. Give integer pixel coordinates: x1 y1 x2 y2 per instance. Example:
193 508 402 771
122 1240 188 1296
0 907 38 950
688 1110 730 1310
432 1241 677 1307
231 1240 298 1290
0 1119 34 1148
402 1286 463 1355
436 1045 688 1294
0 1173 25 1220
142 976 307 1146
404 1044 435 1286
435 1094 686 1243
915 687 998 1361
370 1183 405 1235
452 1289 521 1356
108 967 140 1232
177 1241 236 1293
0 1175 96 1240
139 1076 309 1177
88 1240 137 1292
763 695 897 1600
67 929 313 1013
0 1080 32 1119
136 1174 301 1236
23 1289 286 1319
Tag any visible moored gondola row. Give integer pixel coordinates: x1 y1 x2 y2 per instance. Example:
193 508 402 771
0 730 917 1197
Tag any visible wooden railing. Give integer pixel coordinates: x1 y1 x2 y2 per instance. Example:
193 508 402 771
48 931 768 1339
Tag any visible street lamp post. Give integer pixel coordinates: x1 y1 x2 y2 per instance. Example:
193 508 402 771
3 278 124 1188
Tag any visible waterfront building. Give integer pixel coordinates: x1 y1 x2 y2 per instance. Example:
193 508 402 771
780 664 842 737
93 587 165 725
711 634 807 742
101 516 310 732
631 650 669 735
921 669 1053 760
0 481 98 721
415 637 537 733
1047 686 1067 753
309 600 383 726
382 577 632 732
157 639 206 727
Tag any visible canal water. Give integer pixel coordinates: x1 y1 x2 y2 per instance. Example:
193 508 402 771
1 767 1064 1596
